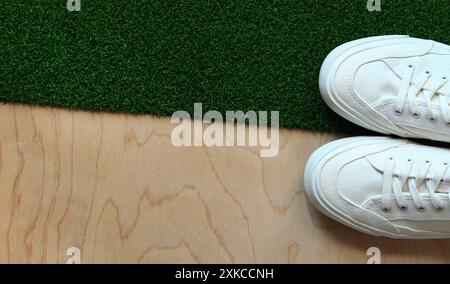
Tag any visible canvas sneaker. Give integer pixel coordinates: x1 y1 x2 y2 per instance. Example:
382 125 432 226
304 136 450 239
319 35 450 142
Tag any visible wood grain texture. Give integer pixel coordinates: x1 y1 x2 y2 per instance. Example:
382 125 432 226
1 103 450 264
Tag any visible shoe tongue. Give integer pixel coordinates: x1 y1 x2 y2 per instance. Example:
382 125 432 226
366 147 450 194
383 58 450 97
365 146 427 173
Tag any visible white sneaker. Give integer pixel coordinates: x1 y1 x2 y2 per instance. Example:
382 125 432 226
304 136 450 239
319 35 450 142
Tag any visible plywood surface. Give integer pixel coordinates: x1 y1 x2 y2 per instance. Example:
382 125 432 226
1 103 449 264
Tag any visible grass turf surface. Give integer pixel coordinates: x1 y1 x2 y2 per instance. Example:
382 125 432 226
0 0 449 132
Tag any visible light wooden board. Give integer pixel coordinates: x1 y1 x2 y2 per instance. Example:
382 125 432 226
1 103 449 264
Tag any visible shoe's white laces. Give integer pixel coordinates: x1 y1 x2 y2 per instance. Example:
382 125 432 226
394 65 449 122
382 158 449 212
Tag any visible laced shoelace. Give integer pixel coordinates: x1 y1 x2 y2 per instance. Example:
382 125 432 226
393 65 449 122
381 158 450 212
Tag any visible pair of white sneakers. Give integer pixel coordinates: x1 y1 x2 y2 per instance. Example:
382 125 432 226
304 35 450 239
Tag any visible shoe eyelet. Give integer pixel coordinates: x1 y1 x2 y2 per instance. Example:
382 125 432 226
412 112 421 119
444 162 448 166
389 157 394 161
407 159 412 162
400 206 408 212
408 64 414 68
382 207 391 213
425 160 430 164
443 76 448 80
437 206 444 211
418 206 426 212
429 116 437 122
393 109 402 116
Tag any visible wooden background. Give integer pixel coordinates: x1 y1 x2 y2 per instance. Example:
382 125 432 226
1 103 449 263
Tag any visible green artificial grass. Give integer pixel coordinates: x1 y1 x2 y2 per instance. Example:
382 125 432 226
0 0 449 132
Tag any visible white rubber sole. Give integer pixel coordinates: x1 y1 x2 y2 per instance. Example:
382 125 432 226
318 35 409 136
303 136 449 239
